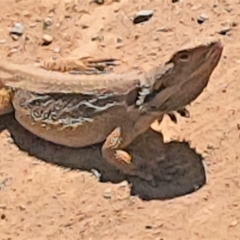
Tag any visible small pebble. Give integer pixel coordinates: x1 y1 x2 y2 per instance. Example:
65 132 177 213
11 34 19 41
229 220 238 227
197 14 208 24
93 0 104 4
103 188 112 199
10 22 24 36
133 10 154 24
225 7 232 13
116 37 122 43
157 26 171 32
18 204 26 210
43 17 53 29
42 34 53 45
91 35 103 42
218 26 231 35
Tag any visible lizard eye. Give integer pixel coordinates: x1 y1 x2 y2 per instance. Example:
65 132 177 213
178 51 190 62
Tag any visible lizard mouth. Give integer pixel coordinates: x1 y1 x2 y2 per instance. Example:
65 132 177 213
206 41 223 67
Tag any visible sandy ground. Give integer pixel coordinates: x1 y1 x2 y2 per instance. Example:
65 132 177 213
0 0 240 239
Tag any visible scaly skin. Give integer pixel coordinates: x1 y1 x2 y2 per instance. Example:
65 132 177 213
0 39 223 182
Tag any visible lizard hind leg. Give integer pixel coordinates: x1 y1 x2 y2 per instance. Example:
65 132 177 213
101 126 154 182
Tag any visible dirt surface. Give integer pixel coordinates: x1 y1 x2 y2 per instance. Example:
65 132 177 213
0 0 240 239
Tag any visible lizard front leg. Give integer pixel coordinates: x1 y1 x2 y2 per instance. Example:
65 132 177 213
0 88 13 116
101 114 162 183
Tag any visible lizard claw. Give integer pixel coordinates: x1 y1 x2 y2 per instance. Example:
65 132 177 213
177 108 190 118
115 150 132 164
167 112 178 123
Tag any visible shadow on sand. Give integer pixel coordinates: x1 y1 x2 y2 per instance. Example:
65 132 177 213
0 114 206 201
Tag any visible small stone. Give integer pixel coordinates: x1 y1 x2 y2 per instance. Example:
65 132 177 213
225 7 232 13
11 34 19 41
42 34 53 45
133 10 154 24
103 188 112 199
197 14 208 24
229 220 238 227
116 37 122 43
93 0 104 4
91 35 103 42
157 26 171 32
19 204 26 210
43 17 53 29
10 22 24 36
218 26 231 35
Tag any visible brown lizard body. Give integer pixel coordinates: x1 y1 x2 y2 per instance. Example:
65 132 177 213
0 39 223 182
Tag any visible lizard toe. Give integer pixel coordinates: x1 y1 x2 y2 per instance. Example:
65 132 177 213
115 150 131 164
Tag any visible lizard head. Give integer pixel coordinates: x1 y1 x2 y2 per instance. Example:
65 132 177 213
165 40 223 85
144 39 223 113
